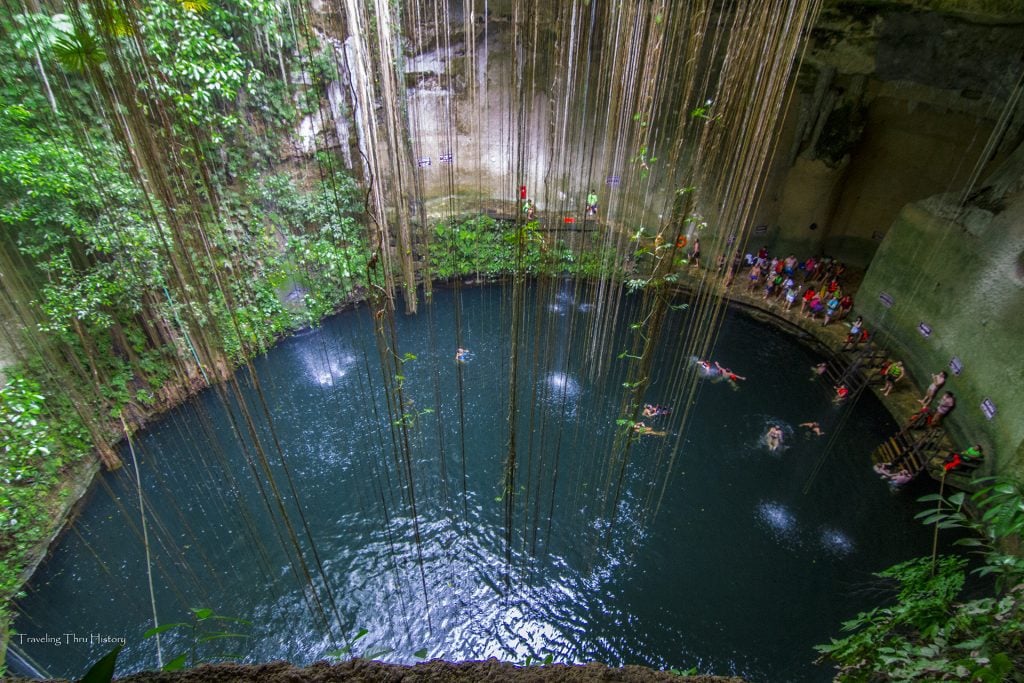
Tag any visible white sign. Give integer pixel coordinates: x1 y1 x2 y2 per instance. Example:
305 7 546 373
981 398 997 420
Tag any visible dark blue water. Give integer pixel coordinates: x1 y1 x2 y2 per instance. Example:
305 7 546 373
11 282 942 681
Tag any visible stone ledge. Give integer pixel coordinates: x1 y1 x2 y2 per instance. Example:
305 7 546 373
5 658 748 683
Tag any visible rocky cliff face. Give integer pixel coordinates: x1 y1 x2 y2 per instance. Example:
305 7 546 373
760 1 1024 265
770 1 1024 480
857 138 1024 480
298 2 1024 267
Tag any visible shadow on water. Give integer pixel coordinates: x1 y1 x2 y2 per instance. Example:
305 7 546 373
12 284 953 682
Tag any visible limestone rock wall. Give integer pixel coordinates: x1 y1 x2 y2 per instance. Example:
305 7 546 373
756 2 1024 266
856 186 1024 479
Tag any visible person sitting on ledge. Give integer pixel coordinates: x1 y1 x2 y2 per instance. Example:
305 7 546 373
940 444 983 472
834 384 850 403
906 405 934 430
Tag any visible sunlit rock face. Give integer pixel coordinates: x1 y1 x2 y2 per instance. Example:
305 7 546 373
295 2 1024 266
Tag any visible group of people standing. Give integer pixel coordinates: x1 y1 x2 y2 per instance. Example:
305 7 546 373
724 249 855 331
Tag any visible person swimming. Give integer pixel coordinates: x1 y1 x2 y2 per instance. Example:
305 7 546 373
873 462 915 487
766 425 783 450
633 421 666 437
799 421 824 437
714 361 746 382
643 404 671 418
455 347 470 362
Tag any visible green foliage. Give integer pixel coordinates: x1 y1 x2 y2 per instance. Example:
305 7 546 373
9 13 74 59
279 172 369 323
668 665 699 676
53 27 107 72
0 0 365 656
816 480 1024 681
0 103 159 338
143 607 251 670
78 644 123 683
137 0 256 134
0 375 90 638
428 214 622 281
322 627 426 662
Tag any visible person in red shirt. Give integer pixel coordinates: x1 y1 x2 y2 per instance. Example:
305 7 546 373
800 287 817 313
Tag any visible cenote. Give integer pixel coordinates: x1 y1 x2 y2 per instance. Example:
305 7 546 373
13 283 943 682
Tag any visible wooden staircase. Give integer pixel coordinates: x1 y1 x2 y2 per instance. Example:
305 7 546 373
871 426 948 474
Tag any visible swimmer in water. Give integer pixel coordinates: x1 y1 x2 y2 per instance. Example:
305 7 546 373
873 462 915 487
696 359 721 378
714 361 746 382
766 425 783 450
455 347 470 362
633 422 666 437
799 421 824 437
643 404 671 418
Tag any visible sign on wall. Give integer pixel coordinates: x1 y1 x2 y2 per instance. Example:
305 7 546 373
606 175 621 186
754 224 768 235
417 157 431 168
439 153 453 164
981 398 997 420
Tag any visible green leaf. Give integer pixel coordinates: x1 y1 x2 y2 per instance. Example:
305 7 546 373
916 494 946 503
197 632 248 642
413 648 428 659
143 622 188 638
954 636 988 650
77 644 122 683
162 653 189 672
191 607 214 620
